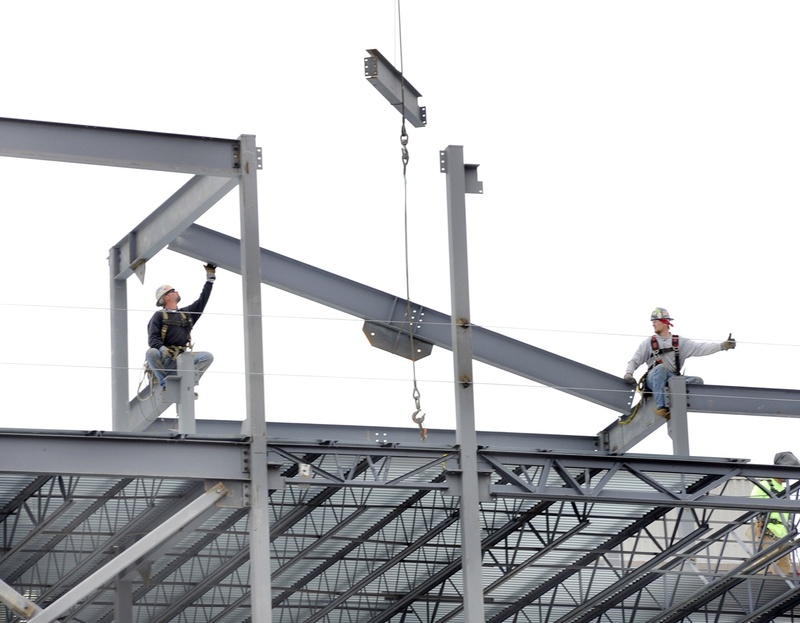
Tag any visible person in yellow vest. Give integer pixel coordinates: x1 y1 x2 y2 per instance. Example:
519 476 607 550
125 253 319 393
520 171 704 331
750 451 800 575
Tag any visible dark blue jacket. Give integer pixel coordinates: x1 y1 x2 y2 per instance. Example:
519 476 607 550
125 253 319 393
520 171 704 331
148 281 213 349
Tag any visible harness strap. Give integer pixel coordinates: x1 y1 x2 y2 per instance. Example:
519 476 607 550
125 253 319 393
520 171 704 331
160 310 192 347
650 335 680 372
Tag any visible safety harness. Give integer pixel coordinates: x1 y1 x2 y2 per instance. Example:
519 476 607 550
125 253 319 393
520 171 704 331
620 334 682 426
140 310 194 398
160 310 193 354
650 334 681 375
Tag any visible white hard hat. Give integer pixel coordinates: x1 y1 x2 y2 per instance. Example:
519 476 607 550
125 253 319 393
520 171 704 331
155 284 174 307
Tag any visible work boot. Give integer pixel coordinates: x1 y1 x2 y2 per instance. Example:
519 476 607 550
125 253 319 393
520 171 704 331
655 407 670 420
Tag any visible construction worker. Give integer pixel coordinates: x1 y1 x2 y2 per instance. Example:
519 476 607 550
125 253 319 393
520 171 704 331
623 307 735 418
750 451 800 575
145 263 216 394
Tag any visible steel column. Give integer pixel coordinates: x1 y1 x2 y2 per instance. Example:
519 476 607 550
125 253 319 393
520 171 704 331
236 135 271 623
441 145 485 623
668 376 690 456
109 248 129 431
113 577 133 623
175 352 196 434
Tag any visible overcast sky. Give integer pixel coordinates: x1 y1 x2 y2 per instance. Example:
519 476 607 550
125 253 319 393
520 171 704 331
2 1 799 464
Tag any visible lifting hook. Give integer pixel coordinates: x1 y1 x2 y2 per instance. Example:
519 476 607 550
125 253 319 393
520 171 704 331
412 408 427 441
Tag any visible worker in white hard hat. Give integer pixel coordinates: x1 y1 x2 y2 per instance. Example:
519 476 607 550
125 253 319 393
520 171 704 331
144 263 217 394
750 451 800 575
623 307 736 419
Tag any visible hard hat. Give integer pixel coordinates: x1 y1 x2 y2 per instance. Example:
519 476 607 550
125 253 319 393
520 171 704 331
155 284 174 307
650 307 673 322
774 451 800 467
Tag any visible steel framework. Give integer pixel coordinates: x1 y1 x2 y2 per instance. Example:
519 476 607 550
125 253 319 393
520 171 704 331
2 116 800 623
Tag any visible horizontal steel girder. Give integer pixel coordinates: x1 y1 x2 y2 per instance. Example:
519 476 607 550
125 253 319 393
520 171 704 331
168 224 636 413
167 419 601 453
0 431 248 480
0 117 242 176
686 383 800 417
2 428 800 511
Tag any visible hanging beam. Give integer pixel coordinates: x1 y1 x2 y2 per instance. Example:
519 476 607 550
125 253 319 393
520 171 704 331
364 49 426 127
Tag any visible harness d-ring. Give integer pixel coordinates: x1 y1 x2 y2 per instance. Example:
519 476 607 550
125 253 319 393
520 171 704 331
412 408 427 441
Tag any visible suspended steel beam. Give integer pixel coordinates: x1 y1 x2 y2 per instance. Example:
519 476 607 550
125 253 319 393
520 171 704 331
0 117 242 176
168 224 636 414
364 49 426 128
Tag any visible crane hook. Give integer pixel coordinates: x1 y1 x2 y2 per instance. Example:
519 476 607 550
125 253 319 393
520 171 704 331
411 408 427 441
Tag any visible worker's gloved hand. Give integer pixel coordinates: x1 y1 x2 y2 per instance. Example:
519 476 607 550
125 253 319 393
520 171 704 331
624 372 637 385
204 263 217 282
160 345 179 359
721 333 736 350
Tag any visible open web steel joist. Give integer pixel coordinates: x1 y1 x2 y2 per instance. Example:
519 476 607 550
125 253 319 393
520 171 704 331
0 424 799 623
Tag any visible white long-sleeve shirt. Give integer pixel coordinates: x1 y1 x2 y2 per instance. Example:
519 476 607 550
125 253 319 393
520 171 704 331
625 333 722 376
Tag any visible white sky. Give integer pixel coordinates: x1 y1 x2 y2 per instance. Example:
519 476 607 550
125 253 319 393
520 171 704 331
1 1 799 464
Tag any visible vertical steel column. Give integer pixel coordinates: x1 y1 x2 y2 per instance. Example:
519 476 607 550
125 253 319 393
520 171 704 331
175 352 196 434
440 145 485 623
109 247 129 431
668 376 690 455
114 577 133 623
237 135 271 623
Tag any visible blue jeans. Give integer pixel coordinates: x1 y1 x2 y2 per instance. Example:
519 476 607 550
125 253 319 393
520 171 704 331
145 348 214 388
646 364 703 409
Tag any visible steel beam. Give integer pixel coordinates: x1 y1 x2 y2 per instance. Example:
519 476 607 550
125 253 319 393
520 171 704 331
364 49 426 128
0 432 247 480
168 224 636 414
0 577 42 619
0 117 241 176
598 397 667 454
26 483 230 623
686 383 800 416
111 175 238 281
601 381 800 454
146 419 601 453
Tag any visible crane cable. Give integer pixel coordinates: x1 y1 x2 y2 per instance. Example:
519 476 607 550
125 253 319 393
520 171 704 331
396 1 426 441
